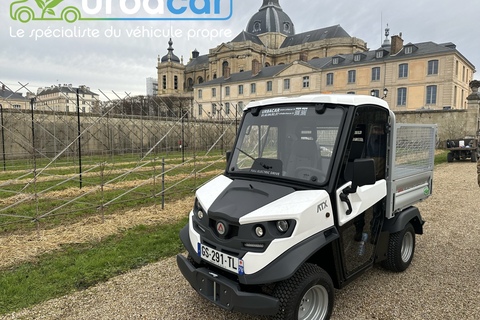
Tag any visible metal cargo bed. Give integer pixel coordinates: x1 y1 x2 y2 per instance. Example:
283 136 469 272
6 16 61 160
386 124 437 219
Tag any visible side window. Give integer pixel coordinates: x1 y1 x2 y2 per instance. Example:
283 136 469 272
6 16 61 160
343 106 389 183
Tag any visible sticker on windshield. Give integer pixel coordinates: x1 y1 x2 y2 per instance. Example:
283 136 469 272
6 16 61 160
261 107 308 117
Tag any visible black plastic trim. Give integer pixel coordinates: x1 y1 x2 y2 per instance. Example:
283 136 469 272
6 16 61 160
176 254 279 315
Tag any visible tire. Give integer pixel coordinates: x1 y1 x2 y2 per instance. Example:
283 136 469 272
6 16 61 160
272 263 334 320
447 152 453 163
471 152 477 162
382 223 415 272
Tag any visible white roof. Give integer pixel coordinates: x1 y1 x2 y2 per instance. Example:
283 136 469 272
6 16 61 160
245 94 390 110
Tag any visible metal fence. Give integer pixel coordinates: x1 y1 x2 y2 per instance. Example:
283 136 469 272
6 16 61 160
0 81 240 234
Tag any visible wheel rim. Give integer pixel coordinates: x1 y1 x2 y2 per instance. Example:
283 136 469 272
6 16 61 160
401 231 414 263
298 284 329 320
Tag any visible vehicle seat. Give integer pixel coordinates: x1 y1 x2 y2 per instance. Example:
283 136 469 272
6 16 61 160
286 123 319 176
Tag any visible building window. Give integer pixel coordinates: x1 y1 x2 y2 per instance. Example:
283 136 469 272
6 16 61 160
348 70 356 84
428 60 439 75
251 83 256 94
266 81 273 92
326 73 334 86
198 89 202 99
397 88 407 106
405 46 413 54
347 91 355 94
212 103 217 116
399 63 408 78
376 51 383 59
198 104 203 116
332 57 339 65
212 88 216 97
303 76 310 88
238 85 244 95
162 75 167 90
372 67 380 81
371 89 380 98
354 54 361 62
174 76 178 90
225 86 230 96
225 102 230 115
426 85 437 105
283 22 291 33
237 101 244 114
284 79 290 90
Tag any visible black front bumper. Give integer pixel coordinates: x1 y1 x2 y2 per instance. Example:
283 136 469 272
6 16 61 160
176 254 279 316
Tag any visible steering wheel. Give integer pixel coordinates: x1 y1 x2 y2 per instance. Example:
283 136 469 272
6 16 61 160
294 167 326 182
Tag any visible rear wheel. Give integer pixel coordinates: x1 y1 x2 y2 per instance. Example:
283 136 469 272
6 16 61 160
273 263 334 320
447 152 453 163
382 223 415 272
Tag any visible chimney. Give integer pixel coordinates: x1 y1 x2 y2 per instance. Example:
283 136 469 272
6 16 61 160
391 34 404 55
252 59 261 76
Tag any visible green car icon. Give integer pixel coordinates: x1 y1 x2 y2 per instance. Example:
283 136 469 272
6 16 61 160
10 0 82 23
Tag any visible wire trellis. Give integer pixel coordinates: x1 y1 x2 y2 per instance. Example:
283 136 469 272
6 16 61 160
0 81 240 235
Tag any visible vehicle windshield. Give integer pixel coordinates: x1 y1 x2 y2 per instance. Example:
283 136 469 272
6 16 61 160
228 104 345 185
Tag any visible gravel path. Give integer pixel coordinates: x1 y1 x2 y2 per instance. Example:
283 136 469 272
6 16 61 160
2 162 479 320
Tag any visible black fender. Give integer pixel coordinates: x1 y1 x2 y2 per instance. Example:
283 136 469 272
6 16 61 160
382 206 424 235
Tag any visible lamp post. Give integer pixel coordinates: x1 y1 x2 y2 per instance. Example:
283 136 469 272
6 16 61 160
371 88 388 99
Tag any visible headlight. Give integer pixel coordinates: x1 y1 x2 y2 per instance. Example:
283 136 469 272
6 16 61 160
255 226 265 238
197 210 204 220
276 220 289 233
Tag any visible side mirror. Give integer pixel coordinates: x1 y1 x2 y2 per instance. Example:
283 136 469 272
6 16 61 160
351 158 376 191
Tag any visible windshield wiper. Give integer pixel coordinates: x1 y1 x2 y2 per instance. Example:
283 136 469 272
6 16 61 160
236 147 256 161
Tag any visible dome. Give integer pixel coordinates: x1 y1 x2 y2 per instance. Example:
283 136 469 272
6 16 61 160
161 38 180 63
246 0 295 36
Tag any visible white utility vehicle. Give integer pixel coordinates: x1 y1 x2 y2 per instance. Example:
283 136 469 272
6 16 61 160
177 94 437 320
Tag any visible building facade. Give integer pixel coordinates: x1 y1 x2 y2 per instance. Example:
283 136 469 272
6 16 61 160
156 0 476 118
35 84 100 113
0 85 30 110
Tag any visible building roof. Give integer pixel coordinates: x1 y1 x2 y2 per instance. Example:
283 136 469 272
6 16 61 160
231 31 264 45
185 54 209 70
37 85 98 96
246 0 295 36
160 38 181 63
0 89 26 101
280 25 351 48
195 64 289 88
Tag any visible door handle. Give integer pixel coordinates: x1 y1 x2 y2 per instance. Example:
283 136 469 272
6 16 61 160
339 192 353 215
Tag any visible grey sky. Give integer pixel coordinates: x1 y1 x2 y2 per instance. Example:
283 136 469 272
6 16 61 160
1 0 477 98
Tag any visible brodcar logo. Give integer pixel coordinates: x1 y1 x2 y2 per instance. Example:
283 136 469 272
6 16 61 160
10 0 233 23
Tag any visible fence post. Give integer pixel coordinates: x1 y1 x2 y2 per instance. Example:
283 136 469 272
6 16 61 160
0 104 5 171
162 157 165 210
76 88 83 189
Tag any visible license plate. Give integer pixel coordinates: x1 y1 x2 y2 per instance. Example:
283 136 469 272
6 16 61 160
198 243 244 275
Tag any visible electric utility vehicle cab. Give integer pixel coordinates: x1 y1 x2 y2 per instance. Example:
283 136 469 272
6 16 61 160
177 94 436 320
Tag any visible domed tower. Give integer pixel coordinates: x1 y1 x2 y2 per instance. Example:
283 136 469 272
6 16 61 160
246 0 295 49
157 38 185 96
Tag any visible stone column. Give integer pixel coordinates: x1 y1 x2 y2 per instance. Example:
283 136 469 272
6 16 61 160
467 80 480 137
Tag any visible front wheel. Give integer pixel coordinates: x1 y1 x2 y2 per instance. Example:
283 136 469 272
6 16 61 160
273 263 334 320
382 223 416 272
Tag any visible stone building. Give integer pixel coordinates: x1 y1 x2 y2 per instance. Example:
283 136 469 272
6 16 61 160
0 84 29 110
156 0 476 118
35 84 100 113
